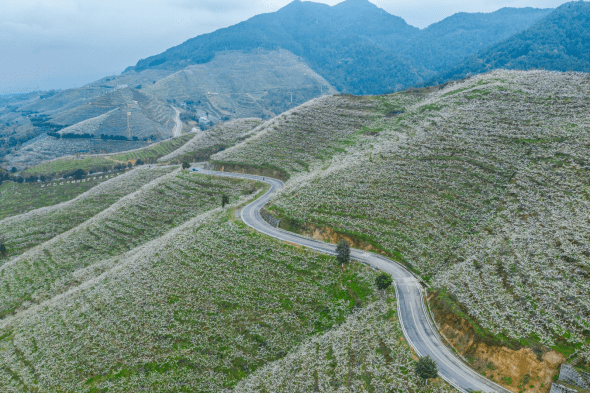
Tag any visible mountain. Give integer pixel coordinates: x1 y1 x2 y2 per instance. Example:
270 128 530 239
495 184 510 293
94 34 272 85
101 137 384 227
142 50 337 119
432 1 590 84
128 0 551 94
399 7 553 72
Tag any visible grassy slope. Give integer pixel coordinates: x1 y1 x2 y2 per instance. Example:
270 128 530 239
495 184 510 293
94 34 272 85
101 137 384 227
235 292 451 393
0 168 174 260
0 180 398 392
0 179 97 221
110 133 195 162
21 134 196 178
20 156 115 177
216 70 590 363
158 118 263 164
211 95 379 177
0 170 262 320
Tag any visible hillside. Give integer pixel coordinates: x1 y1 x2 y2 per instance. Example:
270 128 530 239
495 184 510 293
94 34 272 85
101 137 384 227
212 95 379 178
158 118 264 164
15 117 264 179
143 50 337 119
212 70 590 391
0 162 442 392
432 2 590 84
129 0 550 94
52 87 176 140
1 87 178 171
0 167 174 259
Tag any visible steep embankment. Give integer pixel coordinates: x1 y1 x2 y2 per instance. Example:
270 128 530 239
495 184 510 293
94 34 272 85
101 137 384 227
212 70 590 392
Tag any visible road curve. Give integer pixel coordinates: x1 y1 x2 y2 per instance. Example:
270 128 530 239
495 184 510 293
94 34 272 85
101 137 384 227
197 168 508 393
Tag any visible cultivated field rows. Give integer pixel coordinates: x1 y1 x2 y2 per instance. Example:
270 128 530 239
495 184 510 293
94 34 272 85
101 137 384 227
235 293 452 393
224 70 590 356
0 169 259 320
0 167 174 259
159 118 263 164
0 196 397 392
212 95 380 175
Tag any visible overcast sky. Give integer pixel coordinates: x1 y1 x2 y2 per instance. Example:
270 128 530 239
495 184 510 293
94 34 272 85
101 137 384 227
0 0 573 94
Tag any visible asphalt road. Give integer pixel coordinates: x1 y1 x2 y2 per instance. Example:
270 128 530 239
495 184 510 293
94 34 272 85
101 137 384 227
196 168 508 393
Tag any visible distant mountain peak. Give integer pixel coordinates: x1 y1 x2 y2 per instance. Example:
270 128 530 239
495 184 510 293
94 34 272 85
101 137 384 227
335 0 379 9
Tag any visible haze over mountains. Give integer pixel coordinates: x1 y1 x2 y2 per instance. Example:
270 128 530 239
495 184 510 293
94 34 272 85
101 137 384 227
4 0 590 172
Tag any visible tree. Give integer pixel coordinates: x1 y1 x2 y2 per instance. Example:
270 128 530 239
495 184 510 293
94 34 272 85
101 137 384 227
0 238 6 257
375 273 393 290
221 194 230 208
72 169 86 180
136 159 144 166
127 162 133 169
182 162 190 170
415 356 438 381
336 240 350 265
10 167 17 173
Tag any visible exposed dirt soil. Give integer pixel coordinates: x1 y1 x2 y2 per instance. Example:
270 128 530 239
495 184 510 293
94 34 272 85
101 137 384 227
430 295 565 393
267 218 567 393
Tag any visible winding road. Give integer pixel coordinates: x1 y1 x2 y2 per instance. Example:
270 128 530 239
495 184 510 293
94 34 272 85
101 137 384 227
197 168 508 393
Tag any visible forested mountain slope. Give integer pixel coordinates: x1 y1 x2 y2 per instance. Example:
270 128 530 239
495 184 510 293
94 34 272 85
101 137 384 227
432 1 590 84
129 0 550 95
212 70 590 391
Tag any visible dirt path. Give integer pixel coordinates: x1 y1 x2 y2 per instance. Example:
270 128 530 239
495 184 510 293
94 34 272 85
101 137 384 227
172 107 182 137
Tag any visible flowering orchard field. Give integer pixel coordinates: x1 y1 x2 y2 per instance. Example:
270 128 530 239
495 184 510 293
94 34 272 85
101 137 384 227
0 167 174 259
235 293 452 393
224 70 590 358
0 169 261 320
159 118 264 164
212 96 380 175
0 203 396 391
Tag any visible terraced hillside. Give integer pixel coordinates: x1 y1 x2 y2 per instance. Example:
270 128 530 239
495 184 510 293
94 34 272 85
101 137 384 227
2 88 177 171
213 70 590 390
3 137 150 172
0 176 105 221
111 133 195 163
19 135 194 178
143 50 338 119
0 169 263 320
0 162 441 392
212 95 379 178
52 87 176 139
159 118 263 164
0 167 174 259
235 294 449 392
